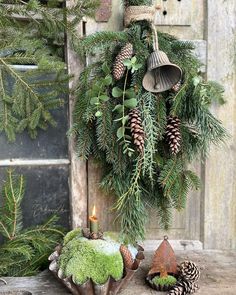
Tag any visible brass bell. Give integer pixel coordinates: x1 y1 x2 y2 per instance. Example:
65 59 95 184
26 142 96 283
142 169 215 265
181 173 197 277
142 50 182 93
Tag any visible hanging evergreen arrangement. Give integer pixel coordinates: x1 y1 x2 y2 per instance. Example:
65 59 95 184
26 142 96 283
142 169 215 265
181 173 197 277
0 0 99 141
72 0 227 244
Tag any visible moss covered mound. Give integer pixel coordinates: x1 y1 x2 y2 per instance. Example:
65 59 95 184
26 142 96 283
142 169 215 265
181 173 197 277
152 275 177 287
59 237 124 285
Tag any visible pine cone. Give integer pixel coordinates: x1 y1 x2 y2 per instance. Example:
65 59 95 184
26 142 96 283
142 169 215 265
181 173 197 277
166 116 181 155
129 108 145 153
120 244 134 269
179 261 200 282
168 285 184 295
172 80 182 92
168 280 199 295
113 43 133 80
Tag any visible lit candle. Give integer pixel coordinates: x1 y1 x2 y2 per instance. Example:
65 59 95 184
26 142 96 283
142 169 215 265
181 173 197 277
89 205 99 234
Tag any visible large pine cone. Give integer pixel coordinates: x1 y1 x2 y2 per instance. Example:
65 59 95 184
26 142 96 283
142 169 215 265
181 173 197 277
129 108 145 153
179 261 200 282
166 116 181 155
120 244 134 269
113 43 133 80
168 280 199 295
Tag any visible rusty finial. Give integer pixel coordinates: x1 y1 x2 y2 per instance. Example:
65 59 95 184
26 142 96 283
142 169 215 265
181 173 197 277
148 236 178 276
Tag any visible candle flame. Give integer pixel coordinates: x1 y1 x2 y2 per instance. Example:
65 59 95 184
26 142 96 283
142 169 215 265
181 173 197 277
92 205 96 217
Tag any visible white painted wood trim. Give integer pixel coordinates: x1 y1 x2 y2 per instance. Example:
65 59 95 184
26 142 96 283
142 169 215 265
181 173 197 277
10 65 38 70
0 159 70 167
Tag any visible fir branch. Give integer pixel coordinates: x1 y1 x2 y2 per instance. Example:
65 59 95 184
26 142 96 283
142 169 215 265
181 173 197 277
140 92 158 184
0 171 65 277
75 31 128 57
114 158 146 243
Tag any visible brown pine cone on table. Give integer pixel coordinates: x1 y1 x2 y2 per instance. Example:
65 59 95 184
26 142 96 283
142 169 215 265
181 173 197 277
179 261 200 282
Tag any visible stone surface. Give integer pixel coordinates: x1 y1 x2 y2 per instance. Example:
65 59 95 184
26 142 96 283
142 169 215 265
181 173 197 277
0 251 236 294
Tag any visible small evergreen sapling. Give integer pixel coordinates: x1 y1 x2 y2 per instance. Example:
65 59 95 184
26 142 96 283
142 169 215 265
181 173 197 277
0 170 65 276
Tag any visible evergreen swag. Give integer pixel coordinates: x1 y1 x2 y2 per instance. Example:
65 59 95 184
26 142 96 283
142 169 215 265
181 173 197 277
0 0 99 141
72 0 227 244
0 170 65 276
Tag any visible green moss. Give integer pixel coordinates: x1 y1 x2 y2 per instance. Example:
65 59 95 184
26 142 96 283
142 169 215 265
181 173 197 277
63 228 83 245
152 275 177 287
59 238 124 285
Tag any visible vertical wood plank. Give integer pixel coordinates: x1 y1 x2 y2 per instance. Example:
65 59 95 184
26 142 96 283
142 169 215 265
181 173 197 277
86 0 123 232
66 4 88 228
204 0 236 249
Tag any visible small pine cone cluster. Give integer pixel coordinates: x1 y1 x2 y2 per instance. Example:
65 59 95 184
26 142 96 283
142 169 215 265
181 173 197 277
120 244 134 269
179 261 200 282
113 43 133 80
168 280 199 295
166 116 181 155
168 261 200 295
129 108 145 153
172 80 182 92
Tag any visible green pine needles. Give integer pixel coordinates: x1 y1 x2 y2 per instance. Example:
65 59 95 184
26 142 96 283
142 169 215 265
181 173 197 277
0 170 65 276
72 18 227 244
0 0 99 141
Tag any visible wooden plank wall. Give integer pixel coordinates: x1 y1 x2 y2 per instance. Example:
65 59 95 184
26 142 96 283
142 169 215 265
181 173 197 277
68 0 236 249
204 0 236 249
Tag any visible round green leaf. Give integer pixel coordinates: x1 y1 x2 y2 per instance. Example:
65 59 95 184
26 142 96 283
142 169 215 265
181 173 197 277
112 87 123 98
116 126 125 139
124 98 138 109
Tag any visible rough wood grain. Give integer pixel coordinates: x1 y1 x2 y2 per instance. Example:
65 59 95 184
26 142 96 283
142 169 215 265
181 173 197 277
156 0 205 40
204 0 236 249
155 0 192 26
86 0 123 232
1 251 236 294
66 5 88 228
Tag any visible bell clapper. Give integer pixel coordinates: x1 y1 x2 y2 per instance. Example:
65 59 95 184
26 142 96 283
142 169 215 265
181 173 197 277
154 68 161 90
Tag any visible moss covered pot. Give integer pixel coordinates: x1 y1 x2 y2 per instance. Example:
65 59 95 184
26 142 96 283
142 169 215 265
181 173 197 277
49 229 144 295
59 237 123 284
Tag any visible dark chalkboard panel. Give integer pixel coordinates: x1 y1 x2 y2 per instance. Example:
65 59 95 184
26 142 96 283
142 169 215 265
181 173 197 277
0 166 70 229
0 105 68 160
0 69 69 160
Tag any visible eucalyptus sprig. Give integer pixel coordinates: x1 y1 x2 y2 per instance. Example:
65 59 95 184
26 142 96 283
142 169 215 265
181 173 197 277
89 62 113 118
112 57 142 156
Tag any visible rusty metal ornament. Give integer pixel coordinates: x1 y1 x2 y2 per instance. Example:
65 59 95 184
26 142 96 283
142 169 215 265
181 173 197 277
148 236 178 276
142 26 182 93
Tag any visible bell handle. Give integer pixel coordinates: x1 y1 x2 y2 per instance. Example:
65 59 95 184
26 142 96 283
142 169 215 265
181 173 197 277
152 23 159 51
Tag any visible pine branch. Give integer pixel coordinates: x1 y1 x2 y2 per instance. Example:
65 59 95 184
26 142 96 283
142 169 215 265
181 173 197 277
75 31 128 57
0 171 65 277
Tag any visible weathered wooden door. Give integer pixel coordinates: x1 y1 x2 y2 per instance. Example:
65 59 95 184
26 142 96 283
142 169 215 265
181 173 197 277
69 0 205 247
69 0 236 250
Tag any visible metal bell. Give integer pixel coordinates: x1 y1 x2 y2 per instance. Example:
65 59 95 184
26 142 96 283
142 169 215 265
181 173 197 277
142 50 182 93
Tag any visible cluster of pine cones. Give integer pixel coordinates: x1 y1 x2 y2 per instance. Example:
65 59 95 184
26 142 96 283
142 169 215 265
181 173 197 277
168 261 200 295
113 43 145 153
113 43 183 155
